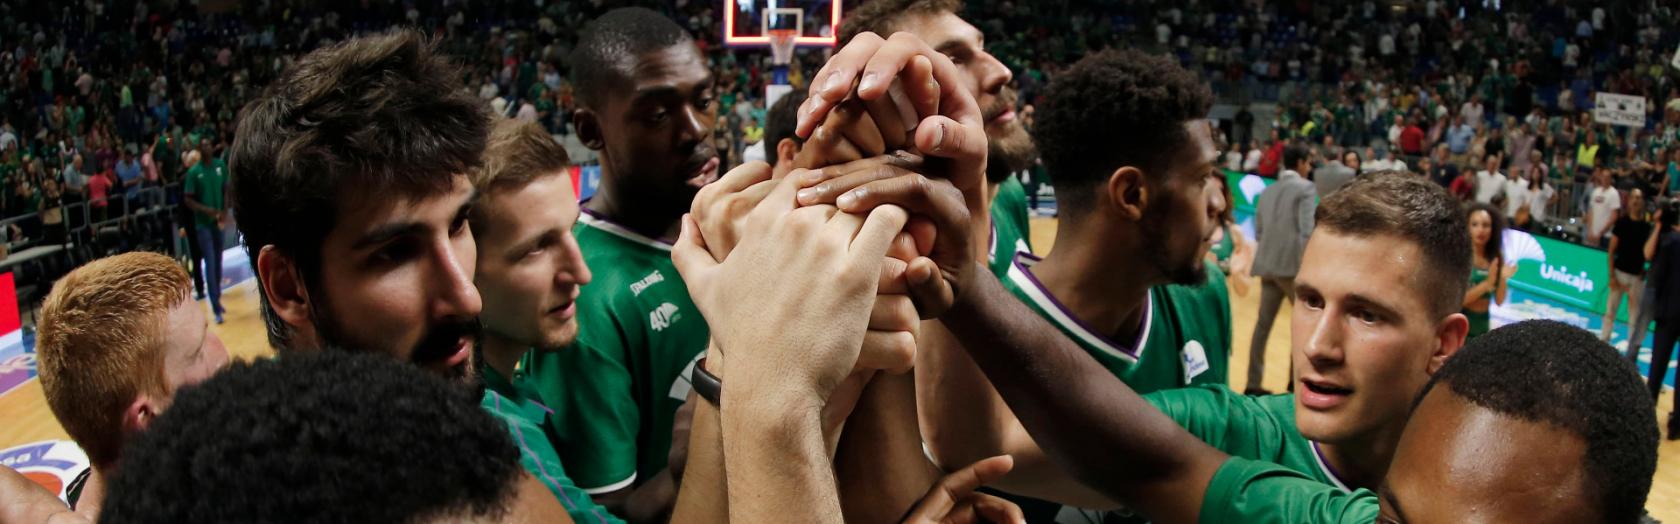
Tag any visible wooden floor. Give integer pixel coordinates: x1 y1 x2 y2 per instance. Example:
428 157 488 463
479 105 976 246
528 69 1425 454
0 218 1676 520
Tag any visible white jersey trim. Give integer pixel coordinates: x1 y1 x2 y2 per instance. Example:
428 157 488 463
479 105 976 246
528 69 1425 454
580 472 638 495
1005 253 1152 364
579 209 673 252
1309 441 1354 491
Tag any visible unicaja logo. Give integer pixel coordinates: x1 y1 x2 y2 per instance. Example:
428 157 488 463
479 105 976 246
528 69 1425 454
1540 264 1594 294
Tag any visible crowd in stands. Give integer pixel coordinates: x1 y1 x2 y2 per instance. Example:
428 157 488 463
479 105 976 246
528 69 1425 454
3 0 1676 259
959 0 1680 247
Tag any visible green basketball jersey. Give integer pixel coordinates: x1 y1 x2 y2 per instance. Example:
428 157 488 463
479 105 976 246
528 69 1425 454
1002 253 1231 394
988 177 1034 278
524 209 709 493
481 365 624 524
1058 387 1352 524
1148 387 1348 488
1199 457 1379 524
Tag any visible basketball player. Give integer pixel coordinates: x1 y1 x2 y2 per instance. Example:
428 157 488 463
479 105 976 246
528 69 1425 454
97 351 573 523
229 30 486 383
807 158 1656 523
901 48 1232 515
13 252 231 521
468 118 619 523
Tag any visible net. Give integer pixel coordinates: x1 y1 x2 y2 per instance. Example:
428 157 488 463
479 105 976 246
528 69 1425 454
769 29 797 66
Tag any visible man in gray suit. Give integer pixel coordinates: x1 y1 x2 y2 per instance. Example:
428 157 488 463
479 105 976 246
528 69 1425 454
1247 144 1317 394
1314 149 1359 197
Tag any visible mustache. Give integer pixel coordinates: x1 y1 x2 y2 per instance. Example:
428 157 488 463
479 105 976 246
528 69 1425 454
983 86 1019 122
411 318 482 364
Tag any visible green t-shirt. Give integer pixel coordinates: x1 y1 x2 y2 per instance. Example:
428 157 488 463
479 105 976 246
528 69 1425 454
185 158 226 229
481 365 624 524
525 210 709 493
988 176 1034 279
1002 253 1231 394
1199 457 1379 524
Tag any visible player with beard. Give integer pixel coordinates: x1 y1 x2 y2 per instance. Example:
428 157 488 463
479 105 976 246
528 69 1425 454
469 118 619 524
911 48 1232 520
836 0 1038 278
229 29 486 384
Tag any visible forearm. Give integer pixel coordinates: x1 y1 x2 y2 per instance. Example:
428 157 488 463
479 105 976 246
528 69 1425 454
834 373 941 522
721 391 839 523
917 320 1120 509
612 470 675 524
670 397 728 524
0 466 86 524
939 267 1223 522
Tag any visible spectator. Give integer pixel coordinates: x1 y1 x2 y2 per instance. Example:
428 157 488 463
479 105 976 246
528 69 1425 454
1604 191 1652 342
1246 145 1316 395
1588 167 1624 247
1474 155 1506 205
1314 149 1357 197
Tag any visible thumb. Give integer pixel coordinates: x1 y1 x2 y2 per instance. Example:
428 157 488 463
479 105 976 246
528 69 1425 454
905 257 953 319
670 214 719 281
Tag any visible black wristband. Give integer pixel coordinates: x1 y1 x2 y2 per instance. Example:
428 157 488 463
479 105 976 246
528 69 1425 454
692 357 722 406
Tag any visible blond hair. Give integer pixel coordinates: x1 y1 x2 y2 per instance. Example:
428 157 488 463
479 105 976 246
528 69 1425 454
37 252 193 467
472 118 571 194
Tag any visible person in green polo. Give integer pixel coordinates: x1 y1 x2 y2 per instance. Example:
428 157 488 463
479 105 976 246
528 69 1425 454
183 136 227 323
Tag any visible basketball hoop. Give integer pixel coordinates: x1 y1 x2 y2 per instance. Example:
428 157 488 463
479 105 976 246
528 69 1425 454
768 29 797 66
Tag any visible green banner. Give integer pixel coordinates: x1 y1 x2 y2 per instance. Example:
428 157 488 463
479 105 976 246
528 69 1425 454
1225 170 1270 215
1502 229 1623 321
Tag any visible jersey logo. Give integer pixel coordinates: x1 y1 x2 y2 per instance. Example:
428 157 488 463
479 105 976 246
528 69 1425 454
1182 340 1211 383
629 270 665 296
649 302 681 332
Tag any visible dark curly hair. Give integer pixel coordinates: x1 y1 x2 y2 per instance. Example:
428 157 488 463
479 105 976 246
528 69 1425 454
1415 320 1658 524
839 0 962 46
1028 48 1212 216
571 7 693 109
98 351 523 524
230 29 489 350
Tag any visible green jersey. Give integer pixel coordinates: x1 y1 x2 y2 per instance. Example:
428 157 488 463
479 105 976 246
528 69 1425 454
184 157 226 229
1002 253 1231 393
1200 457 1379 524
481 365 623 524
1150 386 1348 488
988 176 1034 279
1060 387 1353 523
525 210 709 493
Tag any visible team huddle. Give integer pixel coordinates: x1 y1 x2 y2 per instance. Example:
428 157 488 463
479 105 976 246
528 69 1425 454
0 1 1663 523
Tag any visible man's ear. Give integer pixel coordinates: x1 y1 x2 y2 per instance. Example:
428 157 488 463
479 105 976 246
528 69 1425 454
1105 166 1148 222
573 109 605 151
1428 312 1471 375
121 395 160 436
256 245 315 345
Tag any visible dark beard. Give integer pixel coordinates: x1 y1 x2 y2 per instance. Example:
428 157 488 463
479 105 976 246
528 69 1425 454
308 285 483 391
1139 203 1208 287
987 126 1037 184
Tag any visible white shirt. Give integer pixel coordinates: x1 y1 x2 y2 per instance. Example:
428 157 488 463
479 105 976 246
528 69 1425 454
1378 34 1395 56
1461 102 1484 127
1592 8 1606 30
1527 183 1555 222
1243 149 1263 171
1474 170 1505 204
1226 151 1245 172
1588 186 1622 239
1502 178 1530 219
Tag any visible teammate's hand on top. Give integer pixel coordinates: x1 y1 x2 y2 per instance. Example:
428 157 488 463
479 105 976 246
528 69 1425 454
797 32 988 215
672 173 908 401
794 163 975 319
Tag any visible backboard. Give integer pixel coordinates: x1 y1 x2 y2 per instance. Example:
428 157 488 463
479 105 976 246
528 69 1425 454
723 0 842 47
